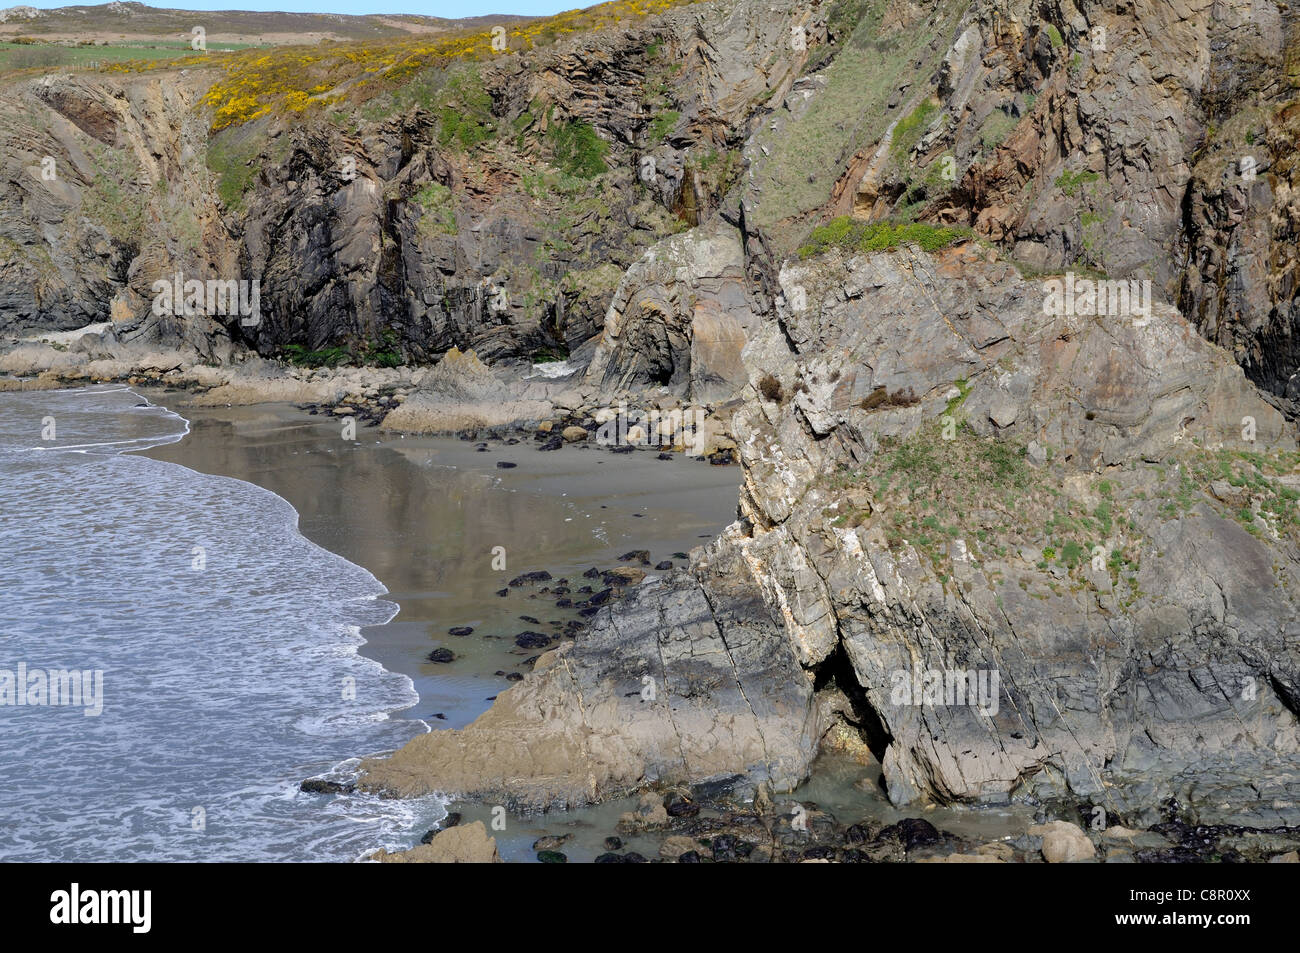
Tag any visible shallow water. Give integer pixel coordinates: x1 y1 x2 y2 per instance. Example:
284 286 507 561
0 386 439 861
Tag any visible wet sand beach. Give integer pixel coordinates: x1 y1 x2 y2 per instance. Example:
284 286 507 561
138 393 743 732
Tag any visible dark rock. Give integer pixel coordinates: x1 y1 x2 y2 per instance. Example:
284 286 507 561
508 571 553 586
664 792 700 817
844 824 871 845
426 648 455 663
878 817 941 852
535 850 568 863
496 461 517 469
299 779 355 795
538 436 564 451
448 626 474 636
619 549 651 564
655 561 673 570
495 588 509 597
604 836 623 851
418 813 462 843
514 631 552 649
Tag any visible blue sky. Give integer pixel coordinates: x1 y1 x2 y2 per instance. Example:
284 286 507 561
32 1 573 15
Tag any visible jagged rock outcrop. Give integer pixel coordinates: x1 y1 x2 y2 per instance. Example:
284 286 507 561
369 821 501 863
378 345 553 431
583 220 759 401
360 538 822 809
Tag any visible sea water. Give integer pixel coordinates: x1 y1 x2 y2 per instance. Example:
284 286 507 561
0 385 443 861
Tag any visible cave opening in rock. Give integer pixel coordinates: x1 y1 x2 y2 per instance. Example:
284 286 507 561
814 643 892 762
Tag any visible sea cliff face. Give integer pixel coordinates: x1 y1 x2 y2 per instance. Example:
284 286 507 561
5 0 1300 830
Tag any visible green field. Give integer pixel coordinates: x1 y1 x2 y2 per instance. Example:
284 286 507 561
0 40 260 73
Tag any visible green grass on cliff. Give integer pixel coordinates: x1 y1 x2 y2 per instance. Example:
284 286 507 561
747 0 967 240
797 216 970 258
206 126 267 212
822 421 1143 595
413 182 458 236
79 146 147 245
546 117 610 178
890 99 939 165
435 71 497 151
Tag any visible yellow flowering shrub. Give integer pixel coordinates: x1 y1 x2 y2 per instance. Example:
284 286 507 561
193 0 695 133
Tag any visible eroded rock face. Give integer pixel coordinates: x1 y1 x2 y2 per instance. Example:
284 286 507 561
360 540 822 809
584 221 759 401
378 346 552 432
725 243 1300 825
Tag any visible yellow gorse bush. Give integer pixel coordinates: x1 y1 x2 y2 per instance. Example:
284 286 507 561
133 0 695 132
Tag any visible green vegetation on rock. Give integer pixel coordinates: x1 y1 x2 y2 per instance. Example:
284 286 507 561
547 118 610 178
891 99 939 164
647 109 681 142
206 126 266 212
413 182 458 237
436 71 496 151
797 216 970 258
80 146 147 244
1055 168 1100 197
747 0 966 242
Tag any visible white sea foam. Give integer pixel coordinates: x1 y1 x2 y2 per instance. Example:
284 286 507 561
0 387 443 861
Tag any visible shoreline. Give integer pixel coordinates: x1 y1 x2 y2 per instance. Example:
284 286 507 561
133 384 749 860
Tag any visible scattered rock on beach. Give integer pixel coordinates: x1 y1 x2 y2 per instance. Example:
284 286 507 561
514 631 552 649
